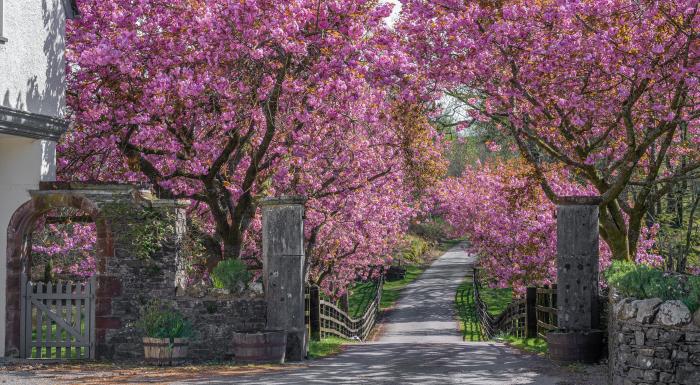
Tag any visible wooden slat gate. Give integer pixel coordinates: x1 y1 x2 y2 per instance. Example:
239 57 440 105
20 276 96 359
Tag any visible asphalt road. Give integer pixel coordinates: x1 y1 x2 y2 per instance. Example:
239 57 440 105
0 245 602 384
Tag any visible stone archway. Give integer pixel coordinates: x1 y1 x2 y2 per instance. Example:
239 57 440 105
4 191 113 357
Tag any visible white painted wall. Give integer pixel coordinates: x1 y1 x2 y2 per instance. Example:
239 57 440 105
0 0 68 117
0 0 68 357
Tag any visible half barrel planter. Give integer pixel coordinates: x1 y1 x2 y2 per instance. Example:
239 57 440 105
547 330 604 363
143 337 190 366
232 330 287 364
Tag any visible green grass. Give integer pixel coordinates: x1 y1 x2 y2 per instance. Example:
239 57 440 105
455 280 483 341
454 276 521 343
308 337 352 359
497 335 548 355
480 286 513 317
348 281 379 318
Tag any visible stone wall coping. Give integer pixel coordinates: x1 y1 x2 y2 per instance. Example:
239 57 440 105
557 195 603 205
143 199 190 209
260 196 307 206
614 297 699 329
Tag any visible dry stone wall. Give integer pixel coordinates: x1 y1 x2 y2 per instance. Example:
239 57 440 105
610 297 700 385
30 184 267 362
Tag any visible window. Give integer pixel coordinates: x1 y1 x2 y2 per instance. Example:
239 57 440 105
0 0 6 44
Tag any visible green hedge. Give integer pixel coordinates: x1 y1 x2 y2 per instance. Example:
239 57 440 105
604 261 700 312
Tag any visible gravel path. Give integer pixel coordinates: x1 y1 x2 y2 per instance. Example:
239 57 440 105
0 245 604 384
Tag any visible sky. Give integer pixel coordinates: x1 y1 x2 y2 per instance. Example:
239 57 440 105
384 0 402 26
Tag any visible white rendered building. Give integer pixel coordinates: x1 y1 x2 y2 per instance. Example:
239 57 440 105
0 0 78 357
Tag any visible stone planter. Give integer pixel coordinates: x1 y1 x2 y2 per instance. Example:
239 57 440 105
143 337 189 366
232 330 286 364
548 330 604 363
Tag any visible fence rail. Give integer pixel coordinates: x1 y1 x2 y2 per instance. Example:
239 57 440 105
306 279 383 341
471 269 607 341
536 286 558 339
472 269 530 339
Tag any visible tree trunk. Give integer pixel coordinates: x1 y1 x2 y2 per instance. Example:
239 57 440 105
599 202 632 261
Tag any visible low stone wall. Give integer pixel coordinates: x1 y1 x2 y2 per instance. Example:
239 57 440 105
610 298 700 385
175 296 266 360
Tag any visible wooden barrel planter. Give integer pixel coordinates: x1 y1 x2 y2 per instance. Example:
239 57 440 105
232 330 286 364
547 330 603 363
143 337 189 366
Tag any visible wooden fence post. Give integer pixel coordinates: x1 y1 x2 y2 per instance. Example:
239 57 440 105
525 287 537 339
309 286 321 341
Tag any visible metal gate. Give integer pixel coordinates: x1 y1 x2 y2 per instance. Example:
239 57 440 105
20 276 96 359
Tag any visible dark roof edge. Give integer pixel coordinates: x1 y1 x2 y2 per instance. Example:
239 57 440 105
0 106 68 141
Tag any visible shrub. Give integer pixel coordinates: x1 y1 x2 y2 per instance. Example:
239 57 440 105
138 301 192 340
400 235 430 263
211 258 251 293
604 261 700 312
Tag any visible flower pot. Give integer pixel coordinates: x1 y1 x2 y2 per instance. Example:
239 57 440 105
232 330 286 364
143 337 189 366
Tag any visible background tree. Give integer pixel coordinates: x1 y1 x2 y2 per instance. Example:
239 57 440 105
62 0 444 291
399 0 700 262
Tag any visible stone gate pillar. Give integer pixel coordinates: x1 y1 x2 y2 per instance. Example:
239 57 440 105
550 196 604 363
261 196 307 361
556 196 601 331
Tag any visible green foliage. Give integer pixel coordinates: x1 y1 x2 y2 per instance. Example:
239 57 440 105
498 335 548 355
211 259 251 293
138 301 192 340
307 337 353 359
686 277 700 313
409 218 450 243
103 203 175 261
605 261 700 312
400 235 430 263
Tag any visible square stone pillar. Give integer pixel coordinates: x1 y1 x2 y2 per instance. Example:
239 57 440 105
556 196 601 331
261 196 307 361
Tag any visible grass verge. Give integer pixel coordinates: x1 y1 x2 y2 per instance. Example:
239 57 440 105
497 335 548 355
307 337 352 359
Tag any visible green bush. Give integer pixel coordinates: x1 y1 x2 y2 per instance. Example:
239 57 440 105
211 259 251 293
409 218 450 243
400 236 430 263
138 302 192 340
604 261 700 312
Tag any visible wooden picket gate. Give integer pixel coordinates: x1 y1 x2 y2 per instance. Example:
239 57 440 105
20 276 96 359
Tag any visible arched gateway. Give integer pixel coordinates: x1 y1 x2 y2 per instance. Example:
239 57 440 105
5 186 113 358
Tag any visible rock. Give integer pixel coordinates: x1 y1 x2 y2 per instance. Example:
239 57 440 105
655 300 692 327
617 298 638 320
634 298 663 324
694 308 700 327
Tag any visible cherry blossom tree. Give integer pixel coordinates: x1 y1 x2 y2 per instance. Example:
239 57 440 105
60 0 444 291
435 158 662 291
399 0 700 262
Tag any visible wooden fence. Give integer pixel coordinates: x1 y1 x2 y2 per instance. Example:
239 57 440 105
472 269 606 340
472 269 532 339
306 279 383 341
535 285 558 339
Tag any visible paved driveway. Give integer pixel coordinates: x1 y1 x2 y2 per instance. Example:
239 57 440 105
214 245 585 385
1 245 603 384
